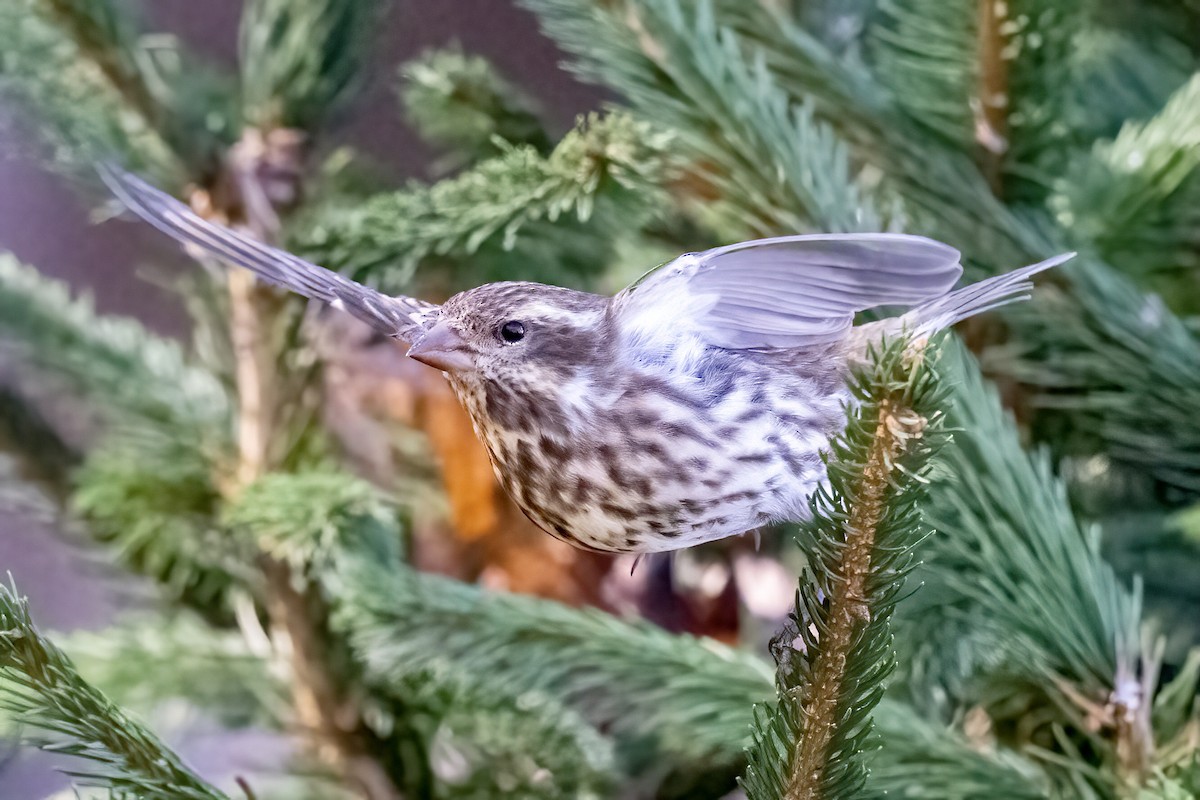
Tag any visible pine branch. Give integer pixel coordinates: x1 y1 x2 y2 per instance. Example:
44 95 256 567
868 0 1189 204
0 0 177 177
1004 260 1200 491
328 521 1057 796
208 148 403 800
998 0 1093 199
224 499 621 798
1050 74 1200 304
239 0 384 132
0 254 232 440
0 258 238 609
38 0 161 132
329 545 775 767
296 112 678 290
72 433 251 608
47 612 285 730
908 340 1147 764
521 0 1026 264
400 46 551 168
741 337 947 800
375 670 618 799
521 0 901 239
4 0 235 178
867 702 1050 800
869 0 979 153
221 469 397 574
0 583 233 799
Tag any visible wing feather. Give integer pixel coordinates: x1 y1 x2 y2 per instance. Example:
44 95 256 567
100 165 436 339
615 233 962 350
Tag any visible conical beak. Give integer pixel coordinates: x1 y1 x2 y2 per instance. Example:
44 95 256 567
407 321 474 373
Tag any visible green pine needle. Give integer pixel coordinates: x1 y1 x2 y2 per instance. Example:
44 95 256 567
297 112 677 290
400 46 551 167
40 612 284 731
222 469 399 572
1051 74 1200 298
741 336 948 800
0 0 177 177
328 545 775 768
904 339 1145 760
375 670 618 800
868 701 1050 800
239 0 384 131
0 582 232 799
0 255 231 442
1006 258 1200 491
521 0 900 238
72 433 246 607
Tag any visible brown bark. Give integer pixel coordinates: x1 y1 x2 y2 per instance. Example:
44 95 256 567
974 0 1010 194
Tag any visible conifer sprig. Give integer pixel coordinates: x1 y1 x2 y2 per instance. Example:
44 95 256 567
1051 74 1200 296
0 0 224 178
329 545 775 767
741 337 948 800
921 341 1143 692
239 0 382 132
1006 264 1200 491
0 583 233 799
0 255 230 438
905 340 1150 787
400 47 551 166
46 612 285 729
297 112 678 290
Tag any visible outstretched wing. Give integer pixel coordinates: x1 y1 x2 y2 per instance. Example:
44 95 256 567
100 165 437 340
614 234 963 350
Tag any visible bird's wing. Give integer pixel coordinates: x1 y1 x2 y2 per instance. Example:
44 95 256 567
613 234 962 350
100 165 437 340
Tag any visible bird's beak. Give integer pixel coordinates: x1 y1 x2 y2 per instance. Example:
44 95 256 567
407 321 474 373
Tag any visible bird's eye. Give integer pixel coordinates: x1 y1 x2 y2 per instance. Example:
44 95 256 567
498 320 526 343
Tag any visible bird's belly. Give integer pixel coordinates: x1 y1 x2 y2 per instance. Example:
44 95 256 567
473 374 849 553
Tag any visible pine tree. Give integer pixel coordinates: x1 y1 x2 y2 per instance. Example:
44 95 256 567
2 1 1199 798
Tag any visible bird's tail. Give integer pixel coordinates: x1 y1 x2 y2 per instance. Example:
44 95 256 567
901 251 1074 339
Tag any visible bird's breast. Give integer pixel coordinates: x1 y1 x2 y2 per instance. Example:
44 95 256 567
449 354 850 552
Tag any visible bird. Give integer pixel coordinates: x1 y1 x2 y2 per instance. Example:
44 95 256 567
101 166 1073 553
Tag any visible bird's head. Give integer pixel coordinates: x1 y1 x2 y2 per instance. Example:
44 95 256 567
406 282 611 383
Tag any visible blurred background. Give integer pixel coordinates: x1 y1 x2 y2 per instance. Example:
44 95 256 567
1 1 1199 798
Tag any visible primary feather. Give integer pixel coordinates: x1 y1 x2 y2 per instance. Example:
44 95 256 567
99 165 436 339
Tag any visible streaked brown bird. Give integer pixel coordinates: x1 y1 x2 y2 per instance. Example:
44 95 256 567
103 167 1071 553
